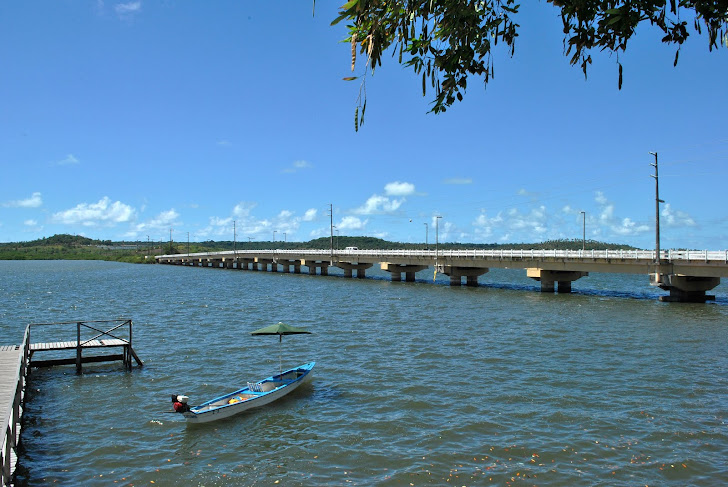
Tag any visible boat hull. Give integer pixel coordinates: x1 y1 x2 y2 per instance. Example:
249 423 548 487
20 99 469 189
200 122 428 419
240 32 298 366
181 362 314 424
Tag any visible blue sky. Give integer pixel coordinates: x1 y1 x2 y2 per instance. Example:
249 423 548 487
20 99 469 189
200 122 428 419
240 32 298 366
1 1 726 249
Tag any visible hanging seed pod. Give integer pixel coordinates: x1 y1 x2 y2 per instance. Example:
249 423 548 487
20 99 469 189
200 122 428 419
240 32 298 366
354 106 359 132
351 33 357 72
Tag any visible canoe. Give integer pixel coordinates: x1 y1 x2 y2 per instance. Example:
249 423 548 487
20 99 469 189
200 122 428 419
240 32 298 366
175 362 315 424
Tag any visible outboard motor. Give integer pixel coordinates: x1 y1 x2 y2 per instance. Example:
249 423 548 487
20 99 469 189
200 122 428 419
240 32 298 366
171 394 190 413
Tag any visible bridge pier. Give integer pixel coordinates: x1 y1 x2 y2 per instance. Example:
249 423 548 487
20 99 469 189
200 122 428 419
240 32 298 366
527 269 588 293
439 266 489 287
300 260 330 276
651 273 719 302
336 262 373 278
255 258 274 271
237 258 254 270
380 263 428 282
276 259 303 274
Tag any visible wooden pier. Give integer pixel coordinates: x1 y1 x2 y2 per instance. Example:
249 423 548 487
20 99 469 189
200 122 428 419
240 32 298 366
1 319 142 486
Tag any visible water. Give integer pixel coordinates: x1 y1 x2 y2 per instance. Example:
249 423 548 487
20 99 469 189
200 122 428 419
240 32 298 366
1 260 726 486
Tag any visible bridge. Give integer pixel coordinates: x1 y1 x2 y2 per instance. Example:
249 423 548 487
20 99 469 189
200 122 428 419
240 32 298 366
155 248 728 303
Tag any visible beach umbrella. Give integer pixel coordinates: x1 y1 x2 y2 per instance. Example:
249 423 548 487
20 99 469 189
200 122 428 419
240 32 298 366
250 322 311 373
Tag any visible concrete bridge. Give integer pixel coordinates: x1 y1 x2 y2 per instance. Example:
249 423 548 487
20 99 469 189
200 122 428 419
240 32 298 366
155 248 728 303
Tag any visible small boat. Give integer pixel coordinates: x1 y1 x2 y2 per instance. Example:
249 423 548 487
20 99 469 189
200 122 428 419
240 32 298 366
173 362 315 424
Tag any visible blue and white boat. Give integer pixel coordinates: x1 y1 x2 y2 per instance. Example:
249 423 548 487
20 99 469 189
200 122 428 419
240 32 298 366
175 362 315 424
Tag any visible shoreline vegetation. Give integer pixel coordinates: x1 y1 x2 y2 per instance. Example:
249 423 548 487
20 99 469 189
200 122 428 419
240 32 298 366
0 234 638 264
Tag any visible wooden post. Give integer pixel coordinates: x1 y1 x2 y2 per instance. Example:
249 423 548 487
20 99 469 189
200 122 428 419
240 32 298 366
76 322 82 374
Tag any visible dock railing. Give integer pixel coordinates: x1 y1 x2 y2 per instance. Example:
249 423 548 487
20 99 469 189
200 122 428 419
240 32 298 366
28 319 142 373
2 325 29 486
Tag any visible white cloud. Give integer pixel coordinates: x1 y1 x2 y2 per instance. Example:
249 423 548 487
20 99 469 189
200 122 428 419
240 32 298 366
115 1 141 15
354 194 405 215
472 206 549 241
661 203 696 227
595 191 608 205
57 154 79 165
384 181 415 196
594 191 649 236
3 192 42 208
24 219 38 226
282 160 313 173
303 208 317 221
51 197 136 226
443 178 472 185
337 216 367 230
216 140 231 147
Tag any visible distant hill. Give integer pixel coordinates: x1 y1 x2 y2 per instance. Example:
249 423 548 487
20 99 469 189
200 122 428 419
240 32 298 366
0 233 638 262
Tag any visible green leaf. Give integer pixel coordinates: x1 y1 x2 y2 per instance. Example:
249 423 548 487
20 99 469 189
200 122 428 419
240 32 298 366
342 76 358 81
330 13 348 26
340 0 359 10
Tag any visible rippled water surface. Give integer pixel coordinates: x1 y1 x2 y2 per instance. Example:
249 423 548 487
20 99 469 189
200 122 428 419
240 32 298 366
1 260 727 486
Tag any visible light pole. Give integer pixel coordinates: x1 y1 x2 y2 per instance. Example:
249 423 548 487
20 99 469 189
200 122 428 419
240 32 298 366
233 220 237 255
283 232 286 244
273 230 277 246
328 203 334 264
580 211 585 251
435 216 442 259
424 222 428 250
649 151 664 265
187 231 190 256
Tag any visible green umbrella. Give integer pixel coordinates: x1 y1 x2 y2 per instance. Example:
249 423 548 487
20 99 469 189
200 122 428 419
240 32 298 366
251 322 312 373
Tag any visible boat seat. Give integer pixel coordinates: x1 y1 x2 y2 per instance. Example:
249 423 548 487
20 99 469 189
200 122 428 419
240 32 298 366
247 382 263 392
260 382 279 392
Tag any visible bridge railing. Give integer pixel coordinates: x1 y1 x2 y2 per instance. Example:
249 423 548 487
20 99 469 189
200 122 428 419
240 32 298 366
158 248 728 263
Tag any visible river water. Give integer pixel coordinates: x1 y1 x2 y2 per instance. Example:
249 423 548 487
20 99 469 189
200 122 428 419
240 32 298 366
1 260 726 486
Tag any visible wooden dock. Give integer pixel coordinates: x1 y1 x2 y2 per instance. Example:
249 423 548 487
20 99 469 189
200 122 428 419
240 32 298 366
1 319 142 486
1 329 29 487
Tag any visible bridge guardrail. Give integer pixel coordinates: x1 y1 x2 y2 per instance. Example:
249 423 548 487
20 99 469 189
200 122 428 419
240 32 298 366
158 248 728 263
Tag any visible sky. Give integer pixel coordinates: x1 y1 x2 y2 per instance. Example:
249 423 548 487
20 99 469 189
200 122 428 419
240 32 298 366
1 1 726 249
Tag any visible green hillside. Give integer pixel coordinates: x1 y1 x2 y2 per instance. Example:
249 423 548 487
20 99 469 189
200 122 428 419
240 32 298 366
0 234 637 262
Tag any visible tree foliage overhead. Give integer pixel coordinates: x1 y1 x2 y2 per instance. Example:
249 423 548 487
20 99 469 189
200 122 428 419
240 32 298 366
334 0 728 128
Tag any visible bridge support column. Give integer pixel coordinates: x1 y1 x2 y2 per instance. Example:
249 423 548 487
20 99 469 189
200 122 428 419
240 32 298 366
276 260 302 274
300 260 330 276
651 274 719 302
380 263 428 282
527 269 588 293
439 266 489 287
255 258 274 272
336 262 374 279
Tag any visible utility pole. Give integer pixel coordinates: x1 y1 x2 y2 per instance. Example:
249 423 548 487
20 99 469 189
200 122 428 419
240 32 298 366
233 220 237 255
187 232 190 256
580 211 586 251
169 228 173 254
649 152 664 266
424 222 428 250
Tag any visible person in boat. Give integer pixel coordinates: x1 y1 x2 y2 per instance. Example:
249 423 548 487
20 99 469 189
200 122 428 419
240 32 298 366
172 394 191 413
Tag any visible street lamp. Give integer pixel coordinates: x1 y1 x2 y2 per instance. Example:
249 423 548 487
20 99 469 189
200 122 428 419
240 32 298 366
273 230 277 246
187 231 190 257
424 223 428 250
435 216 442 260
580 211 585 251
